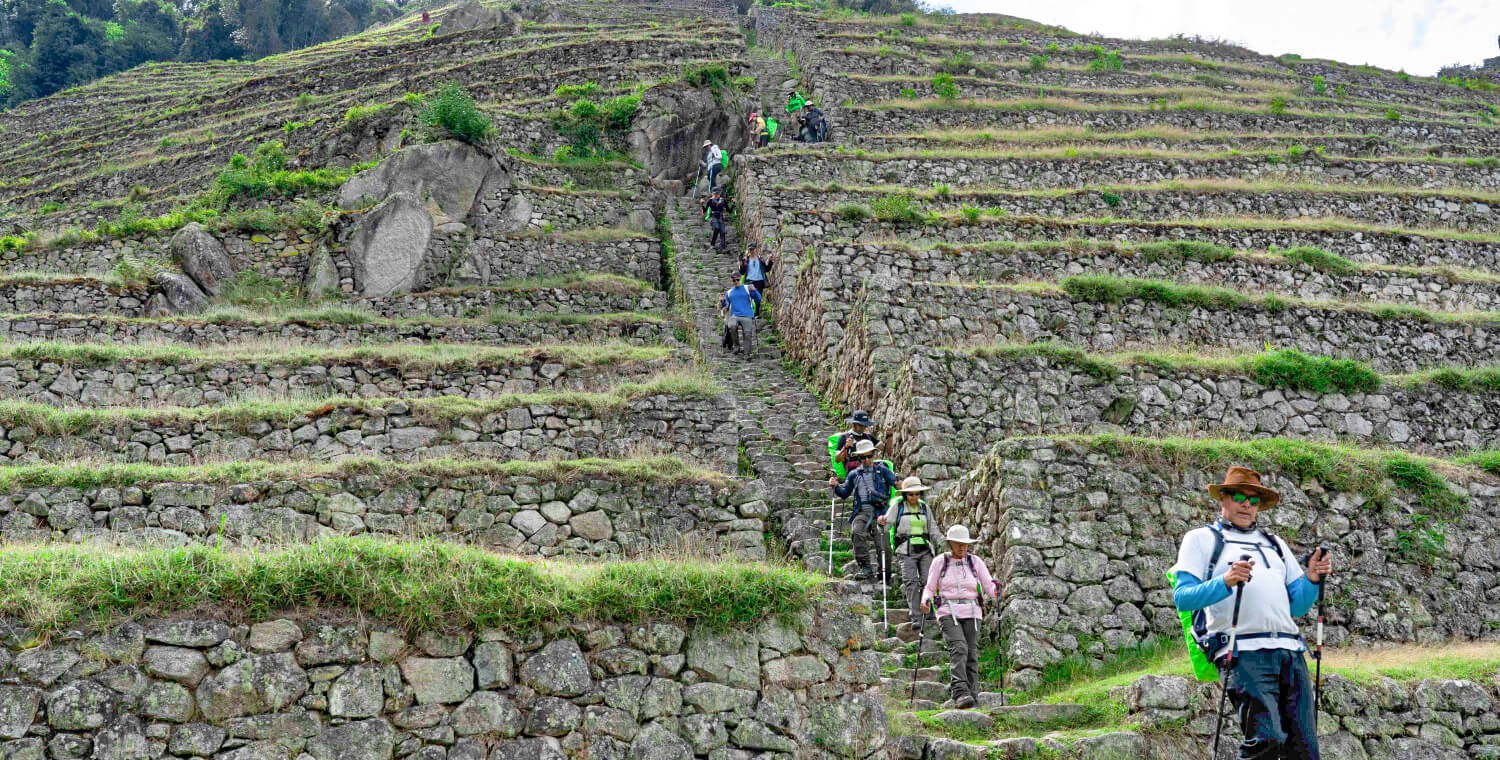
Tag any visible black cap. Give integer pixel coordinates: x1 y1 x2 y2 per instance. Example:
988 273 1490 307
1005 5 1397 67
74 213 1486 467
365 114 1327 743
848 410 874 427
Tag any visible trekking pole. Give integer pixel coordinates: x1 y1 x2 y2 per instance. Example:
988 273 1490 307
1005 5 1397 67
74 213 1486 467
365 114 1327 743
880 543 889 635
1211 555 1252 760
827 496 836 577
1312 546 1328 731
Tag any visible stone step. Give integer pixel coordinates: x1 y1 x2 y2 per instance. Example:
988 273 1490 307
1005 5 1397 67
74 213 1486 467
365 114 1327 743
983 701 1092 727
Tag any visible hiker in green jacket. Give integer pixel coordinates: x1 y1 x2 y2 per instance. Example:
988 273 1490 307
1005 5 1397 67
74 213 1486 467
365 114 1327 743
879 476 943 626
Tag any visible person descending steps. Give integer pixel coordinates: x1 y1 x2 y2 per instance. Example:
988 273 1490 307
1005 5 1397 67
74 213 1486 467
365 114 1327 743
829 410 878 479
1170 467 1333 760
827 438 897 582
920 525 999 710
879 476 943 628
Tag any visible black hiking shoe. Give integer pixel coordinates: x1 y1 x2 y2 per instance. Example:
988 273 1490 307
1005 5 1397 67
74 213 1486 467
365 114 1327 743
853 567 874 582
956 695 977 709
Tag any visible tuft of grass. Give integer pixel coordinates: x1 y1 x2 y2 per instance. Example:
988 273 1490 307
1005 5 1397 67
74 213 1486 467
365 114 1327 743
419 82 494 145
1061 275 1245 309
0 538 822 635
1244 349 1382 393
870 193 928 225
1277 246 1358 274
968 341 1119 381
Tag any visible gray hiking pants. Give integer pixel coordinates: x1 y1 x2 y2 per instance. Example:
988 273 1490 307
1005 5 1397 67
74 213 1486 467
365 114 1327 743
732 316 754 356
849 509 891 575
898 549 934 622
940 615 980 703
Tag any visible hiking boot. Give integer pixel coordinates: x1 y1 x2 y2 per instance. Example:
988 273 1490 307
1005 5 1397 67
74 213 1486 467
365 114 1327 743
853 566 874 582
956 695 977 709
939 699 957 709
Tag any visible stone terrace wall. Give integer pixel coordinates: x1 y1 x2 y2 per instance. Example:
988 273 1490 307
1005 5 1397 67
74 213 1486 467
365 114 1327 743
444 237 664 290
0 317 667 348
0 355 687 407
803 242 1500 310
1119 671 1500 759
355 288 669 319
0 605 887 760
0 395 736 469
870 349 1500 487
768 207 1500 272
750 150 1500 191
834 106 1500 150
944 437 1500 690
0 230 321 279
0 281 151 318
3 471 765 559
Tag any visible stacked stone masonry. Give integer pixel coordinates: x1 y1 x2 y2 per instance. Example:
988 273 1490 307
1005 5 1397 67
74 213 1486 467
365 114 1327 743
0 317 667 348
0 604 887 760
3 472 765 559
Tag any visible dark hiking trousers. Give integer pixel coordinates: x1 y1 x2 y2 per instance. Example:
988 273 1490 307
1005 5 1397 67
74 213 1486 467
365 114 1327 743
709 219 726 249
939 615 979 703
898 548 934 622
849 508 890 576
1222 649 1320 760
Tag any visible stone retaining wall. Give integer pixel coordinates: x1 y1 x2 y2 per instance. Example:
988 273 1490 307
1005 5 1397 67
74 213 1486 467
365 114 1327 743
750 149 1500 191
0 316 667 348
4 470 762 558
354 288 667 319
507 189 644 233
943 437 1500 690
849 133 1441 159
0 604 886 760
833 105 1500 150
0 394 735 469
443 237 664 291
870 349 1500 486
767 207 1500 272
1120 671 1500 759
0 281 151 317
0 355 687 407
802 242 1500 310
0 229 321 280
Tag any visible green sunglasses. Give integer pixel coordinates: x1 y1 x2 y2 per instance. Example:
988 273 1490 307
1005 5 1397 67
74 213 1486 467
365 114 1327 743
1228 491 1261 506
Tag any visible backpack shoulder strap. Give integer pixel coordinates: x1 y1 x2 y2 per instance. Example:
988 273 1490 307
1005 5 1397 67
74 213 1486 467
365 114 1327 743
1203 523 1226 581
1258 529 1290 564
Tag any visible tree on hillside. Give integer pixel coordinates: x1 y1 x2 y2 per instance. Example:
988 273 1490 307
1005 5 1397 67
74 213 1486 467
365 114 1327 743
8 0 105 101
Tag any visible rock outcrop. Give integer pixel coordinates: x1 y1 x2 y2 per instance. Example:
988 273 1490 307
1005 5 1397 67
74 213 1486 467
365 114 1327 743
168 223 237 296
347 193 432 297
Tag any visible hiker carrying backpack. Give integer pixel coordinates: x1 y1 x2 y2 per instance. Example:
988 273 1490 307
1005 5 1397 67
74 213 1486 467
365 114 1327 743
1170 467 1332 760
921 525 999 709
880 476 943 625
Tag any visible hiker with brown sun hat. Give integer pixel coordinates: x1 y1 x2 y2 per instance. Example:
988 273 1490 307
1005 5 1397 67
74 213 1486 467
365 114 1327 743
879 475 943 627
1171 466 1332 760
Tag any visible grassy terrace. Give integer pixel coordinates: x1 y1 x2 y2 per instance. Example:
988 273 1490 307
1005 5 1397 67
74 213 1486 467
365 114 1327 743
0 455 726 490
853 126 1472 157
0 372 720 431
0 306 666 329
961 342 1500 394
0 537 822 634
0 340 674 370
773 178 1500 203
765 143 1499 170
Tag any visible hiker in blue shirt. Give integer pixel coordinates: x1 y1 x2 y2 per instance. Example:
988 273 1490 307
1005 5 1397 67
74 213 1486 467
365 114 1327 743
719 275 761 358
1171 467 1333 760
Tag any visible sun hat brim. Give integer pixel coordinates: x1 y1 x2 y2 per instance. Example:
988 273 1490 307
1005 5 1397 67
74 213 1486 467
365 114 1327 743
1207 483 1280 509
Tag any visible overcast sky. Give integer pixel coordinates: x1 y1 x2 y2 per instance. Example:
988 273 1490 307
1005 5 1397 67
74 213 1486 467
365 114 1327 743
933 0 1500 77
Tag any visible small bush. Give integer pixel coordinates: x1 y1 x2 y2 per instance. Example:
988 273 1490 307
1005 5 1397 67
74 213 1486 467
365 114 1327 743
932 182 951 196
835 203 872 221
938 51 976 74
899 12 916 26
419 83 494 145
683 64 730 91
552 95 639 158
931 73 958 99
1311 75 1326 94
959 206 980 222
111 256 167 289
1062 275 1244 310
870 193 926 224
1100 191 1122 207
1028 54 1047 73
342 103 391 128
1384 108 1401 121
1136 241 1234 263
1278 246 1358 274
732 76 755 92
1268 96 1288 114
218 270 302 310
1087 50 1123 72
553 82 600 99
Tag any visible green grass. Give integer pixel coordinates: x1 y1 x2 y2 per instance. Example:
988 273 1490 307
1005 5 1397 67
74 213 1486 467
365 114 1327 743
0 455 722 491
0 340 672 370
1277 245 1359 274
0 537 822 635
964 344 1381 393
1060 275 1245 309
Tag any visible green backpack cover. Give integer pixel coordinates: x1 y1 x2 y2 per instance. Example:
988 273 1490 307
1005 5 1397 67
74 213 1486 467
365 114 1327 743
766 118 779 139
1169 570 1221 682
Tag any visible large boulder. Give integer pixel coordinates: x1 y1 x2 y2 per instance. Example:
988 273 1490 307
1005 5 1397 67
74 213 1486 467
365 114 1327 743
628 83 748 185
149 272 209 314
168 223 236 296
347 193 431 297
337 140 502 225
438 1 520 35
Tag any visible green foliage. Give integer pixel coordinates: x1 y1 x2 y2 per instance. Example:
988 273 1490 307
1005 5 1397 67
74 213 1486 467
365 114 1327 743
1027 54 1047 73
550 92 639 159
1268 96 1288 114
341 102 391 128
216 270 301 310
1244 349 1381 393
419 83 494 145
1061 275 1244 309
959 206 980 222
1277 246 1357 274
899 12 916 26
683 63 730 91
0 538 822 635
1087 49 1123 71
1099 190 1122 207
931 73 957 99
1384 108 1401 121
1135 241 1233 263
835 203 872 221
937 51 976 75
732 75 755 91
207 141 348 207
870 193 926 224
1311 75 1326 94
110 256 167 289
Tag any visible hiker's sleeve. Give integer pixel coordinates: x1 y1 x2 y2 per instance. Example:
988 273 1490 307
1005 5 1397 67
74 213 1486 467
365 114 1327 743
832 472 855 499
1173 571 1231 612
976 557 999 601
751 288 762 303
921 557 941 605
1167 528 1210 579
1287 576 1318 617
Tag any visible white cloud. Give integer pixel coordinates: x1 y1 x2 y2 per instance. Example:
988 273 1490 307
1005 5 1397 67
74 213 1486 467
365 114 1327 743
930 0 1500 76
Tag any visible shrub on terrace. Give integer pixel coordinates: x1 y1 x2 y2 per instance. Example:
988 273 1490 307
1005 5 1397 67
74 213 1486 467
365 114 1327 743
419 83 494 146
554 82 601 99
1061 275 1245 310
683 64 730 91
870 193 927 224
1027 54 1047 73
931 73 958 99
552 95 640 158
1087 50 1124 71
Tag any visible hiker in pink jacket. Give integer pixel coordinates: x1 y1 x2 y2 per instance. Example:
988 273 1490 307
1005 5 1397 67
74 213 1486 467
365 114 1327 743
921 525 1000 708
